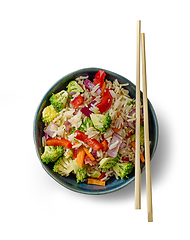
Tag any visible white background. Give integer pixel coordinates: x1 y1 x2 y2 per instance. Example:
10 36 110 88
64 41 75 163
1 0 189 239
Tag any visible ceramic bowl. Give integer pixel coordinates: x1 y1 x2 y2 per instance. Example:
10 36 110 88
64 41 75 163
33 68 158 195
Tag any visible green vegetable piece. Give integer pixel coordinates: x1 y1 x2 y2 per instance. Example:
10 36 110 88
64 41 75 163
127 101 134 106
49 90 68 112
130 125 144 146
90 113 112 133
66 81 84 93
53 157 74 176
87 167 101 179
41 146 63 164
42 105 59 123
113 162 133 179
71 159 80 174
70 127 76 135
76 166 87 183
78 118 93 132
99 154 120 172
64 149 73 159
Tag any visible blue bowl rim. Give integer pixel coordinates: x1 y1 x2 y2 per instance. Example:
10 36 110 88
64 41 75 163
33 67 159 195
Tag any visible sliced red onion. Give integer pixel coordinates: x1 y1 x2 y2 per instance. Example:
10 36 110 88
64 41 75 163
122 157 130 163
113 132 123 141
120 142 127 149
68 91 76 96
91 149 97 157
84 79 95 90
127 121 135 130
45 133 49 140
107 132 123 158
84 157 92 164
84 79 102 95
128 108 142 117
81 107 92 118
96 88 102 95
127 108 143 129
44 122 58 137
127 109 136 129
81 100 96 117
65 118 71 134
84 157 98 165
128 108 136 117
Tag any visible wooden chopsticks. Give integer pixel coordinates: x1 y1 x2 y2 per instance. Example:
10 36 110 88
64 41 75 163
141 33 153 222
135 20 141 210
135 21 153 222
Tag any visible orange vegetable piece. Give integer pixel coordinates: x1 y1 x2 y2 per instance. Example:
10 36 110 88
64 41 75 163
76 146 86 168
112 127 120 133
87 178 106 186
101 139 108 151
83 147 95 161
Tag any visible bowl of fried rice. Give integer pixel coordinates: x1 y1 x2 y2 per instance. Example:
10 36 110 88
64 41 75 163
33 68 158 194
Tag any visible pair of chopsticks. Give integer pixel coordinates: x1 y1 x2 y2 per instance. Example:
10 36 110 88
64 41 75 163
135 20 153 222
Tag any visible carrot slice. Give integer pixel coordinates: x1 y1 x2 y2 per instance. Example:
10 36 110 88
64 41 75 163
76 146 86 168
101 139 108 151
87 178 106 186
83 147 95 161
131 141 136 149
131 141 145 162
112 127 120 133
140 153 145 163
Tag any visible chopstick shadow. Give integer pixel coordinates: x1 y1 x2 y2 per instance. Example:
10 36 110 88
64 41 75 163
88 109 169 203
148 110 171 187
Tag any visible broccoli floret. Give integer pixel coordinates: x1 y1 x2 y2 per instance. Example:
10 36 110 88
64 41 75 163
127 101 134 106
69 118 93 134
76 166 87 183
90 113 112 133
78 118 93 132
69 127 76 135
99 156 119 172
70 160 87 183
86 166 101 179
49 90 68 112
66 81 84 93
130 125 144 145
53 157 74 176
113 162 133 179
99 154 121 172
71 159 80 174
64 149 73 159
41 146 64 164
42 105 59 123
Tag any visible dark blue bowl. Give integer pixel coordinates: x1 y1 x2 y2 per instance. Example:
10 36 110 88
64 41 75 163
33 68 158 195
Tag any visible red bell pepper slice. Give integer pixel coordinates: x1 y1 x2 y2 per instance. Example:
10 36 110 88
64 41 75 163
74 130 88 142
126 132 132 138
71 95 84 109
99 172 106 181
46 138 72 149
74 130 103 151
85 138 103 151
93 70 106 88
96 89 112 113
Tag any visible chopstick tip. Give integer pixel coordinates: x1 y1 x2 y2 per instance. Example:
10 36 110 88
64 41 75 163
148 212 153 222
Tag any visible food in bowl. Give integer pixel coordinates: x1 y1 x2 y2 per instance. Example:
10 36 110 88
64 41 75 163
40 70 145 186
